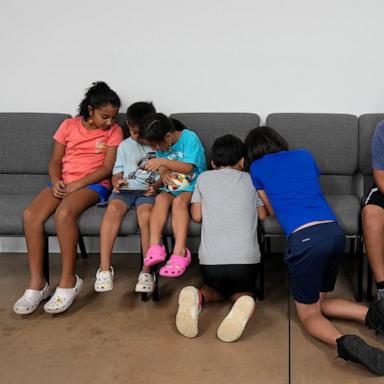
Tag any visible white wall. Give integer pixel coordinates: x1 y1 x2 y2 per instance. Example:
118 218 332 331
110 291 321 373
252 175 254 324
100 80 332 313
1 0 383 252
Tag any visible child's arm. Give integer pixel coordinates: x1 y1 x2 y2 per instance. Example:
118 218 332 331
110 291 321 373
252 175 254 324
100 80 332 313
66 146 118 193
257 206 268 221
145 158 194 174
49 142 66 198
257 190 274 216
190 202 202 222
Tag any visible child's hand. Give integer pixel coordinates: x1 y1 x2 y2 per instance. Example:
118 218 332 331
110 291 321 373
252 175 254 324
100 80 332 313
160 169 176 188
144 158 163 172
51 180 66 199
65 181 83 194
144 184 157 197
113 179 128 193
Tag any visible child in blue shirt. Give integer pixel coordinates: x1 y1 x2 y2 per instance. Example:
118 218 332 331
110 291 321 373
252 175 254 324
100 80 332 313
138 113 206 278
246 126 384 376
95 102 162 294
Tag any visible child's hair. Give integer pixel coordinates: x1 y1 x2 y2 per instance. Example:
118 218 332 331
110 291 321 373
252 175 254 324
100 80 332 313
245 126 289 163
78 81 121 119
126 102 156 126
139 113 185 143
211 134 245 167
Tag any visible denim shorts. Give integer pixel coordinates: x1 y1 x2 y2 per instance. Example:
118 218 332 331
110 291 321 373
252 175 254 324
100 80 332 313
284 222 345 304
109 190 155 208
48 182 109 203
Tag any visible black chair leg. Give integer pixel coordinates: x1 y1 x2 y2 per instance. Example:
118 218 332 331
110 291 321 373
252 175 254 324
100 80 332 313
78 236 88 259
356 235 364 302
367 265 374 302
43 236 50 284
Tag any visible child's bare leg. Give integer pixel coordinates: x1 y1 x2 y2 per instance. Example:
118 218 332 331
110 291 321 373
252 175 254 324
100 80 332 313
136 203 153 273
171 192 192 256
200 284 224 304
320 293 368 324
23 187 61 289
55 189 99 288
295 294 343 346
99 199 128 271
149 192 174 246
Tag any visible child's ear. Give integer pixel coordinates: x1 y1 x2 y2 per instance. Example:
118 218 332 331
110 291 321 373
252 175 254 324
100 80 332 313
239 157 245 170
125 119 130 128
211 160 216 169
164 132 172 145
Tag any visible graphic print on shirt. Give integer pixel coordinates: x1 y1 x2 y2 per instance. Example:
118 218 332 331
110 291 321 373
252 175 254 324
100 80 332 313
126 152 158 188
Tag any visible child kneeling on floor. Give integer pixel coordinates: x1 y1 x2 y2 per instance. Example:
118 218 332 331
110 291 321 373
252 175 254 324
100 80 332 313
176 134 267 342
95 102 162 294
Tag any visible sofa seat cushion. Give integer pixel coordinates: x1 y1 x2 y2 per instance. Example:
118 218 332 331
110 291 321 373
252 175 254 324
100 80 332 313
260 195 360 237
0 194 138 236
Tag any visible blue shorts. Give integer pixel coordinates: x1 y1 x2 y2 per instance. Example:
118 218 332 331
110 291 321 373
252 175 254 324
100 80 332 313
109 190 155 208
48 182 109 203
284 222 345 304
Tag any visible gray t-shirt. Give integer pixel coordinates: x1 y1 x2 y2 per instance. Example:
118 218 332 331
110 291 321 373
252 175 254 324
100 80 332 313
191 168 263 265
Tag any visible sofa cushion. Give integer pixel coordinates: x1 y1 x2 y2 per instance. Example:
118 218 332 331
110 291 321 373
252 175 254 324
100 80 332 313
0 113 71 174
170 113 260 165
266 113 358 175
261 195 360 237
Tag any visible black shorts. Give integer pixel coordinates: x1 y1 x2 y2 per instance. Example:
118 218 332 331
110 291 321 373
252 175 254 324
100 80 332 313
365 187 384 209
284 222 345 304
200 264 258 298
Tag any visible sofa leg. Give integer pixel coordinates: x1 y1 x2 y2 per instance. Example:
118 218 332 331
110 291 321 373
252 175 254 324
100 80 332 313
78 236 87 259
43 236 50 284
356 235 363 302
367 265 374 302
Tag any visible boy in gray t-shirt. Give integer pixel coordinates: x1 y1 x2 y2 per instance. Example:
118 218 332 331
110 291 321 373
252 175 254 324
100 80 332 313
176 135 267 343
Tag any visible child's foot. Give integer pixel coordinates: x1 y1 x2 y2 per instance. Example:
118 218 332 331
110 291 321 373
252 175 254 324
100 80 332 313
337 334 384 376
13 283 50 314
217 295 255 343
159 248 192 278
94 267 114 292
44 275 83 314
144 245 167 267
135 271 155 293
176 286 201 338
366 298 384 336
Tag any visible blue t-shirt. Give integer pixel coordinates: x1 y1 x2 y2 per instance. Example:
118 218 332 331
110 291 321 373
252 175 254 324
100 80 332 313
250 149 336 236
156 129 206 194
372 120 384 170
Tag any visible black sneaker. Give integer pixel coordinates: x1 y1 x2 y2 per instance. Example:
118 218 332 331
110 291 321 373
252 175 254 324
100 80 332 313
366 299 384 336
337 334 384 376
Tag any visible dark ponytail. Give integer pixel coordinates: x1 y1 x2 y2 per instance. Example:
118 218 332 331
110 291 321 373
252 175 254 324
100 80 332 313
78 81 121 119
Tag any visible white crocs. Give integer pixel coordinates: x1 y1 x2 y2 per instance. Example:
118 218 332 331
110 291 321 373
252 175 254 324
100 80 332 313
94 267 114 292
216 295 255 342
43 275 83 314
135 271 155 293
13 283 50 315
176 286 201 338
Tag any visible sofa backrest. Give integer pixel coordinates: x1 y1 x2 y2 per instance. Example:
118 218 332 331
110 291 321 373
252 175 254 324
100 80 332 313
266 113 359 195
170 113 260 166
0 113 71 194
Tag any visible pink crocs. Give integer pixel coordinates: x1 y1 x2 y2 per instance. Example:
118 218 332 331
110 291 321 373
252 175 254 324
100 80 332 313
144 244 167 267
159 248 192 278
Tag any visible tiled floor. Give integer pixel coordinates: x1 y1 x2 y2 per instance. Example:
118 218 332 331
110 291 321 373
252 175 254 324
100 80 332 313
0 251 381 384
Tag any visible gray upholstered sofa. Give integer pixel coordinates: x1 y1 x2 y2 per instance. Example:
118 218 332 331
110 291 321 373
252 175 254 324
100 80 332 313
0 112 379 301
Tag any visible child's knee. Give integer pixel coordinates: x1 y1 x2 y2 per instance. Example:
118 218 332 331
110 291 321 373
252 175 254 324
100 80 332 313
55 206 75 225
172 196 189 210
105 201 126 218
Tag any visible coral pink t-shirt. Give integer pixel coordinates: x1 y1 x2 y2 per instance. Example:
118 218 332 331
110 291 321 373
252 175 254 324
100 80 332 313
53 116 123 188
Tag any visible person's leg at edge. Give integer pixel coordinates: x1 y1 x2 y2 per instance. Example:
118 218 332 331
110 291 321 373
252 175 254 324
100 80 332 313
23 187 61 289
99 199 129 271
362 205 384 289
55 189 99 288
137 203 153 273
171 192 192 256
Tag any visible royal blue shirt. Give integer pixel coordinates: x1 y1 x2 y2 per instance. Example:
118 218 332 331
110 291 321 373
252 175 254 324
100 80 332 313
372 120 384 170
250 149 336 236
